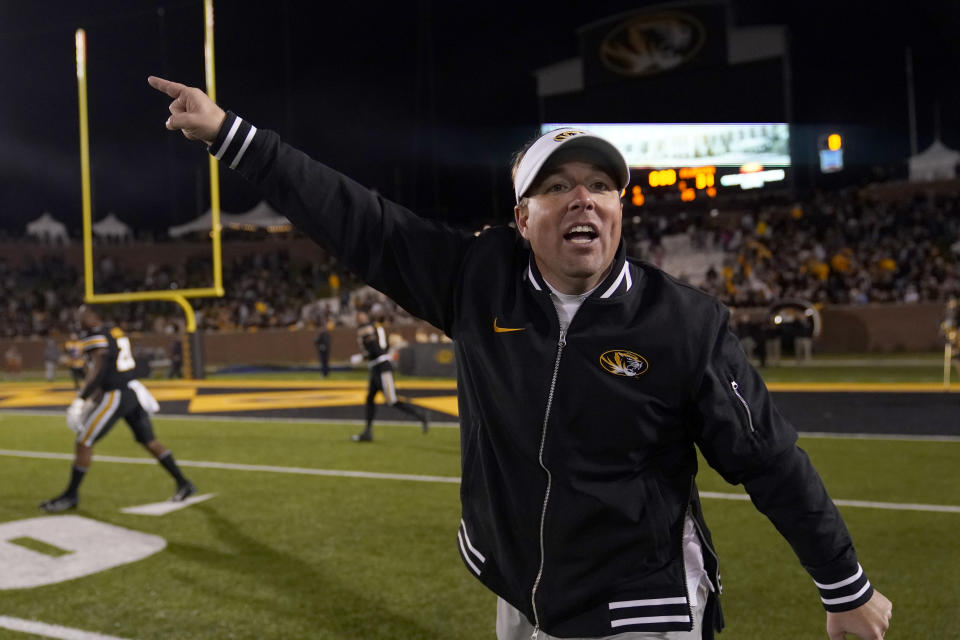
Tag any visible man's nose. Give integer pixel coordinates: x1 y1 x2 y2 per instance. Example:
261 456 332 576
568 184 595 207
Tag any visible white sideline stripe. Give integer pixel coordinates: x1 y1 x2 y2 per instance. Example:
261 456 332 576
798 431 960 443
121 493 216 516
0 410 461 429
1 449 958 509
698 490 960 513
0 615 130 640
0 450 460 485
2 410 957 439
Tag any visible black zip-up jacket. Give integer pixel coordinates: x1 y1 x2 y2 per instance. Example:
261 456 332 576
211 113 874 637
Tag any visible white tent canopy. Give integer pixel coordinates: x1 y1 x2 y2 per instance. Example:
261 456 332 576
92 212 133 240
25 212 68 242
908 139 960 183
167 201 291 237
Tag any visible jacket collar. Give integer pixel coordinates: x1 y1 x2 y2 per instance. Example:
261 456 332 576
524 240 634 300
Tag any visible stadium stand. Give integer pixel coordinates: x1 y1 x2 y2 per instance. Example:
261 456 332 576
2 188 959 344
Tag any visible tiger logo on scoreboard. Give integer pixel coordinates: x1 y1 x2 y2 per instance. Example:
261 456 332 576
599 12 705 77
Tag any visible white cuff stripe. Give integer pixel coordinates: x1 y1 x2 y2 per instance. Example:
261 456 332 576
609 596 687 609
229 125 257 170
459 519 486 563
611 615 691 628
814 564 863 590
457 531 481 575
821 581 872 606
213 117 241 160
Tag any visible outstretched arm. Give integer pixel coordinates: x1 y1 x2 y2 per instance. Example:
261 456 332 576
146 75 473 335
692 309 893 639
826 590 892 640
147 76 226 144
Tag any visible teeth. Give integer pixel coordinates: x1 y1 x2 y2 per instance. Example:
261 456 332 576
569 224 595 233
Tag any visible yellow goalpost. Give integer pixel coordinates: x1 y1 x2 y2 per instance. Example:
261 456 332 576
74 0 222 378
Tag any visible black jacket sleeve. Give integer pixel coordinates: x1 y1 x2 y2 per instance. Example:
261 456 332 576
210 112 473 334
690 305 874 612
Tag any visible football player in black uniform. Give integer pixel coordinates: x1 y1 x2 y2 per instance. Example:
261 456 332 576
39 305 196 513
352 311 429 442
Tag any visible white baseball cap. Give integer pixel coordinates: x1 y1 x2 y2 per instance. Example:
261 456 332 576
513 128 630 203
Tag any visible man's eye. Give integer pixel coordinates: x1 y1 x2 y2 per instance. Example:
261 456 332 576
592 181 613 191
547 183 566 192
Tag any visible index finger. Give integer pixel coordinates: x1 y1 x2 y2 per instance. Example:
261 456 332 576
147 75 186 98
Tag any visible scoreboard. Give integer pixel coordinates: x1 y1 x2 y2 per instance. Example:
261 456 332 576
541 122 791 205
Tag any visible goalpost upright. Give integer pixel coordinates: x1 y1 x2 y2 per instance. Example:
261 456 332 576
75 0 223 379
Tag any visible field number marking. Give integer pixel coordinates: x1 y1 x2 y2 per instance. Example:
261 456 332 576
0 515 165 590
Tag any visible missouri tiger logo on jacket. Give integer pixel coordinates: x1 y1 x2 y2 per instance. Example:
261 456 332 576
599 349 648 377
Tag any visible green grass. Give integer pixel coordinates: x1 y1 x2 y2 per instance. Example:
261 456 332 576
0 413 957 639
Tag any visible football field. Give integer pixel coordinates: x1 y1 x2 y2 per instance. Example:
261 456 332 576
0 374 958 639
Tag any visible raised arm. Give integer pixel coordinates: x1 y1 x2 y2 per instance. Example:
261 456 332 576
692 307 892 639
148 76 473 334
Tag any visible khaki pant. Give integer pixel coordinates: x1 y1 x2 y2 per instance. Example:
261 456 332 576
496 576 710 640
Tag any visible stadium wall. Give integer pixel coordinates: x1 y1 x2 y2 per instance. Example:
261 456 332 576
2 324 447 374
2 303 949 374
817 303 946 353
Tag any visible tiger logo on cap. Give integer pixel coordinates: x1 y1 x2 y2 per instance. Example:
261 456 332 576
553 130 587 141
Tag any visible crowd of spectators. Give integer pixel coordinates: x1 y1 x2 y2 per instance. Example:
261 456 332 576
626 190 960 308
0 248 414 339
3 188 960 339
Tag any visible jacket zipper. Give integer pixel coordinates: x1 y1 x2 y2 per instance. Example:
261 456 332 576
729 380 755 432
530 329 566 640
679 507 694 632
690 510 722 595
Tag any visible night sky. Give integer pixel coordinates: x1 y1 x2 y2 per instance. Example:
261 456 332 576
1 0 958 233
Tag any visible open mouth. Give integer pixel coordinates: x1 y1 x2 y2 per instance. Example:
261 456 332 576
563 224 598 244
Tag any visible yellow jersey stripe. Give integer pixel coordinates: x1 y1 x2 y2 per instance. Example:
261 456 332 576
80 391 116 445
81 336 108 352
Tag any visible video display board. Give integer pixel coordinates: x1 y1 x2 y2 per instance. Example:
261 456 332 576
540 122 791 203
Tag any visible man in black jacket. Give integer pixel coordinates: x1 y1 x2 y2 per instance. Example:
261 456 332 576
148 76 891 640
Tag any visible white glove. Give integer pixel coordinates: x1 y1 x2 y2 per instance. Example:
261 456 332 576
350 353 364 366
128 380 159 414
65 398 86 434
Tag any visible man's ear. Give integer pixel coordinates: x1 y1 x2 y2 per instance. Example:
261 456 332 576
514 202 529 239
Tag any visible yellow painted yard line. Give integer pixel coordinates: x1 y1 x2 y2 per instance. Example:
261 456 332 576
766 382 960 392
0 379 460 391
188 389 370 413
409 396 459 417
0 387 196 409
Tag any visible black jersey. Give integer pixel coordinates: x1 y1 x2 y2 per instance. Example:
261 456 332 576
357 322 391 365
80 326 138 391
